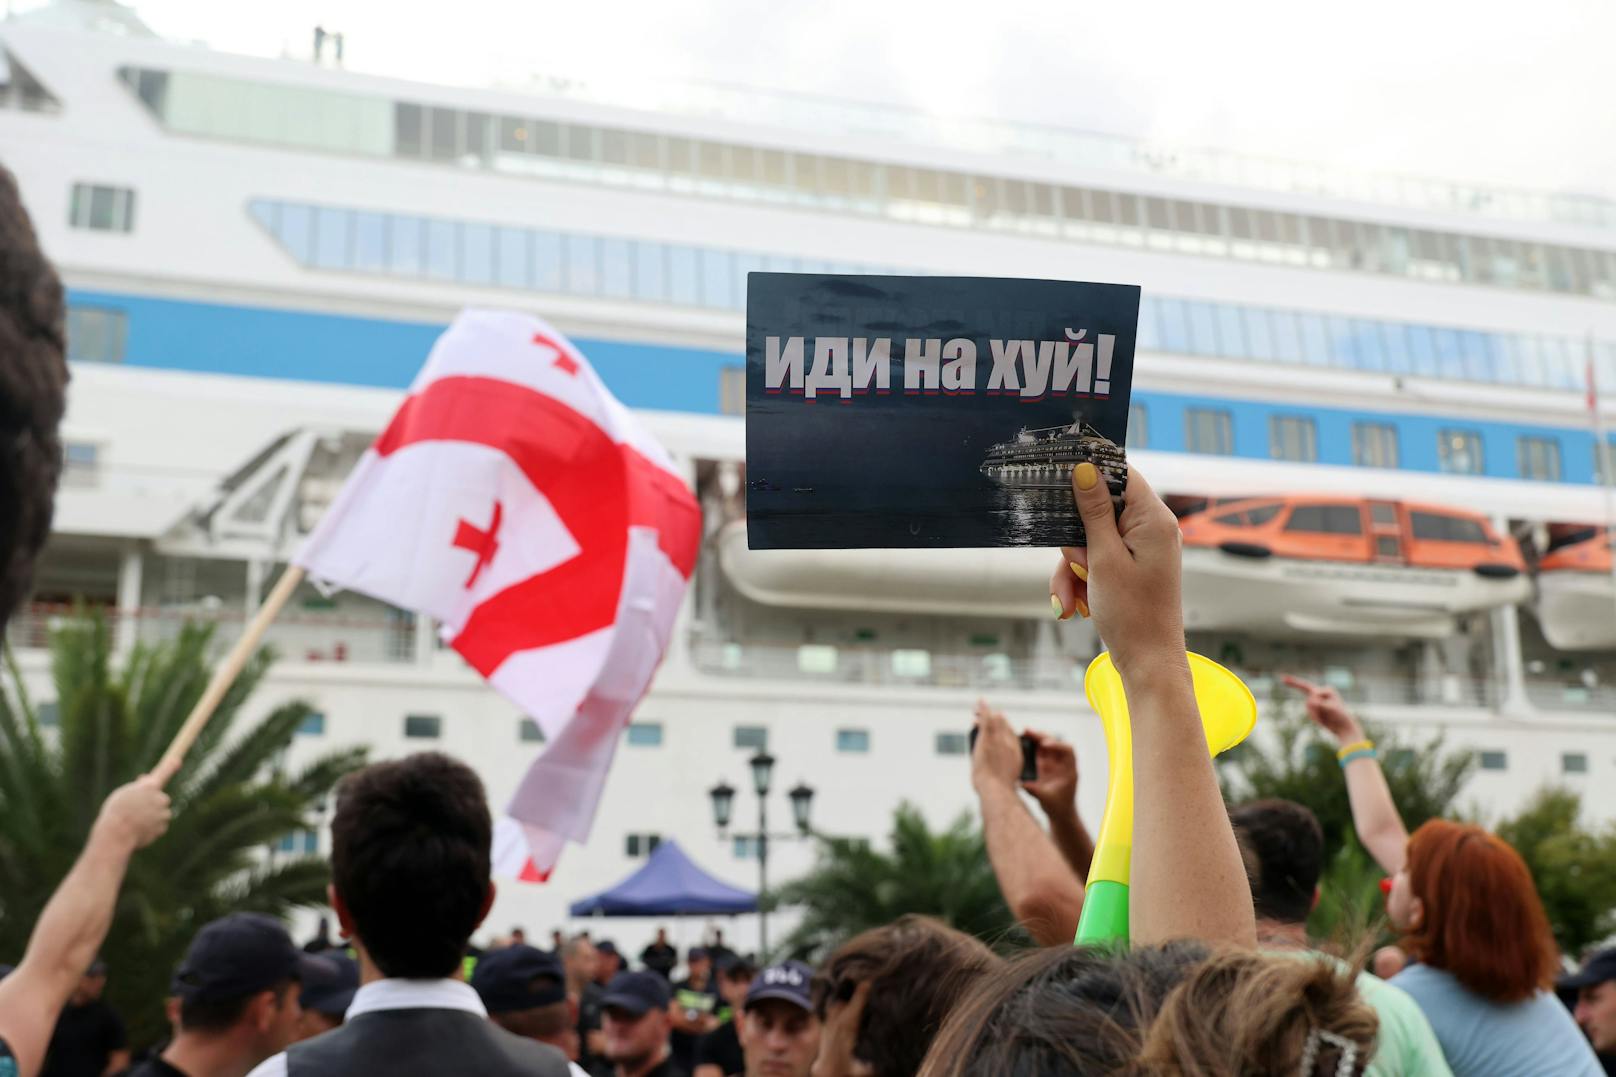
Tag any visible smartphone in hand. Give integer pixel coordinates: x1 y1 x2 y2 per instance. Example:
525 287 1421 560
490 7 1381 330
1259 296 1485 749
968 727 1039 782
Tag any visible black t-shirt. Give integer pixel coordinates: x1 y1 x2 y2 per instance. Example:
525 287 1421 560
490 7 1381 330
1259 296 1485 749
670 978 719 1071
644 1057 689 1077
41 1000 126 1077
125 1058 190 1077
694 1020 743 1077
641 943 678 978
577 981 609 1076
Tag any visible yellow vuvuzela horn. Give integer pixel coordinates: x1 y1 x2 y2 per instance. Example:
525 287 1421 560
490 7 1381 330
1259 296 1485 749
1074 651 1258 946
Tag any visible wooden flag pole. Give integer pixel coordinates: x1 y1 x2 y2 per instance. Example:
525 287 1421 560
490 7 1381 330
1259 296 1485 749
152 564 307 786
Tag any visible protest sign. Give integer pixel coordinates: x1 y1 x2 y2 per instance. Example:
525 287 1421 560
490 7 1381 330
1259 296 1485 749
746 274 1140 549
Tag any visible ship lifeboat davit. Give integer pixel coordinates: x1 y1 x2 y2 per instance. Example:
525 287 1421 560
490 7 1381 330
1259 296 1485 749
716 521 1057 619
1177 496 1529 639
1533 527 1616 650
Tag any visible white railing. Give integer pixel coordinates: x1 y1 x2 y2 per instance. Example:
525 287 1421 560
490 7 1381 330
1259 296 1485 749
6 604 418 665
687 635 1504 708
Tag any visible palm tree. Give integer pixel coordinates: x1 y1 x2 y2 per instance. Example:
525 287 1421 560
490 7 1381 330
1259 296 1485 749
768 802 1022 961
0 615 366 1048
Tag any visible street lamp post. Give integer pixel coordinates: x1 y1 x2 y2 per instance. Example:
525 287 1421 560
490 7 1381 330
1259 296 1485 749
709 751 814 957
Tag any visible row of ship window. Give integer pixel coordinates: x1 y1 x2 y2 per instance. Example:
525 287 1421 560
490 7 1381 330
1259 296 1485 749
276 744 1573 860
98 61 1616 230
114 65 1616 298
295 712 887 755
1139 405 1606 484
288 713 1574 780
65 185 1616 398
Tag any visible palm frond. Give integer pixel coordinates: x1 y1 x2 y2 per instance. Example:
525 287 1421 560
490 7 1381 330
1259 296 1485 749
0 613 367 1048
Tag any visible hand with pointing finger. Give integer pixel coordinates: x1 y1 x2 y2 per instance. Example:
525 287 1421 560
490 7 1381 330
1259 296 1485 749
1280 674 1365 747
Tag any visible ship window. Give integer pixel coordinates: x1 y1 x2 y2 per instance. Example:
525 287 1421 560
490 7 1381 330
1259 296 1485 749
1269 416 1318 463
69 183 136 233
1410 512 1489 544
1285 505 1363 535
1351 422 1399 469
1438 429 1484 475
1597 440 1616 486
1185 408 1234 455
626 722 663 747
65 307 128 363
1517 436 1562 481
891 649 932 678
403 714 441 739
1213 510 1251 526
1369 503 1398 526
1127 403 1148 449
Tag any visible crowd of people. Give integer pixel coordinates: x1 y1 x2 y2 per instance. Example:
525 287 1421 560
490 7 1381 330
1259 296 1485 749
3 163 1616 1077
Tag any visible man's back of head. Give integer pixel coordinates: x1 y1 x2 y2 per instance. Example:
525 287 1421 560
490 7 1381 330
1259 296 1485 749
0 165 68 627
330 752 492 978
1229 798 1325 926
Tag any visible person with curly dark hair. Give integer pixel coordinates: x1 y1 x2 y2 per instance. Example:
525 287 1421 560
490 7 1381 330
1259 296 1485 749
0 163 68 628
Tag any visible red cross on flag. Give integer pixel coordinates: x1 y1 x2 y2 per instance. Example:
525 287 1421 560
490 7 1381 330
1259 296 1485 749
295 310 700 876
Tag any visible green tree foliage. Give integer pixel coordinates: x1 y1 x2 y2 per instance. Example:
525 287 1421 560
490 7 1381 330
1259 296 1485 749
769 802 1019 961
0 616 365 1048
1497 786 1616 957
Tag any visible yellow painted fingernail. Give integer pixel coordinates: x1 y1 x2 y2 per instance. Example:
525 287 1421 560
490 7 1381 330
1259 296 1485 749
1069 562 1088 581
1074 462 1098 490
1050 594 1065 619
1075 597 1091 619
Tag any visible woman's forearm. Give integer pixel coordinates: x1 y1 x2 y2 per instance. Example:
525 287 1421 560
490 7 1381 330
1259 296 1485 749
1126 666 1256 948
1342 753 1409 874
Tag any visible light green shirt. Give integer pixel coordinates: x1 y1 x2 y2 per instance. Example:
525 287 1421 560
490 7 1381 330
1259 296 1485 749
1266 950 1453 1077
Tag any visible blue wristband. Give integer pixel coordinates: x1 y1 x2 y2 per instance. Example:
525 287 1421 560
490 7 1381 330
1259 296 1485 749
1338 748 1377 768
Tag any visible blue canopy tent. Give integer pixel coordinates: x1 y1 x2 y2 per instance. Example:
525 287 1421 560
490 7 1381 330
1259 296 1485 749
568 839 758 916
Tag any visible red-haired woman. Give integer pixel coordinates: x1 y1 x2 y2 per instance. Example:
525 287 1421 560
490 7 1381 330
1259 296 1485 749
1287 675 1601 1076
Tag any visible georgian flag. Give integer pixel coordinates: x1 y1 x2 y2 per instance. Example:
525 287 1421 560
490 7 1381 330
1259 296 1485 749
295 310 700 876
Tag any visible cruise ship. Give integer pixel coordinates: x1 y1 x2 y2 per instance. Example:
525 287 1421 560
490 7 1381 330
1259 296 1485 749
5 0 1616 954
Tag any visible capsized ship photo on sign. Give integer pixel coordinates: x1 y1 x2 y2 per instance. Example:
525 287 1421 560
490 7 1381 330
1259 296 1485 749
745 274 1140 549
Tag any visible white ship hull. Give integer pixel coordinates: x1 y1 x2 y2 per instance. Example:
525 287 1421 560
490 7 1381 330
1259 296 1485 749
1535 573 1616 651
717 521 1055 618
1181 546 1530 639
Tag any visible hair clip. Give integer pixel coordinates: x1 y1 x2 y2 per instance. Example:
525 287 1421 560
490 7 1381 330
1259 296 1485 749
1298 1027 1358 1077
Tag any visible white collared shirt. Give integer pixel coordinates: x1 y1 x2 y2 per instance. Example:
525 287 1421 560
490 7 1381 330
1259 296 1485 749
245 978 487 1077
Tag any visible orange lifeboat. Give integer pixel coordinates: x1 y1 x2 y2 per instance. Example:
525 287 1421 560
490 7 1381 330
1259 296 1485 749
1534 527 1616 650
1177 495 1528 638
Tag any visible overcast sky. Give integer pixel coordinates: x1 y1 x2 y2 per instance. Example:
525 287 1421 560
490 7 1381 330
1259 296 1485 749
47 0 1616 200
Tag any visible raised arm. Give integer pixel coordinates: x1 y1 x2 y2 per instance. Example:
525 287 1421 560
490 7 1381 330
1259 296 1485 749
1021 731 1095 883
971 703 1084 945
1056 463 1255 948
1281 675 1409 874
0 776 170 1077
